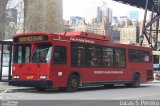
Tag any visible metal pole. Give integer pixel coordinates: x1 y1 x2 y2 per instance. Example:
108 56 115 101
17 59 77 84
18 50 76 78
8 43 12 80
154 0 160 50
152 0 160 14
0 44 3 81
140 0 149 46
150 6 154 45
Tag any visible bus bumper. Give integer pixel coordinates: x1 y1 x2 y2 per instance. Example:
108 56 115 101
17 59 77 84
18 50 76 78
9 80 52 87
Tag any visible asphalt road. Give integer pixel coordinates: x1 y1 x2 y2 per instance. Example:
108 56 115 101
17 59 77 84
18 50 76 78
1 83 160 106
0 83 160 100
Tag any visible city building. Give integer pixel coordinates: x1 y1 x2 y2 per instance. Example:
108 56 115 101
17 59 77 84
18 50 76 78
24 0 63 33
112 17 118 26
120 25 140 44
119 16 132 27
63 18 110 36
70 16 84 26
97 1 112 25
111 28 120 43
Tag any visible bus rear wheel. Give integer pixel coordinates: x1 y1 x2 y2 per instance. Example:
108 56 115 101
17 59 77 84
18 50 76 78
66 75 79 92
104 84 114 88
132 74 140 88
35 87 46 91
126 74 140 88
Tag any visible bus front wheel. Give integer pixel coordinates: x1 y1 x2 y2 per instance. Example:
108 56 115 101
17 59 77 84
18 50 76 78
66 75 79 92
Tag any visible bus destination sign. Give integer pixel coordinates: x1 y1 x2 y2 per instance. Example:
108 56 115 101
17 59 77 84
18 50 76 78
14 35 48 42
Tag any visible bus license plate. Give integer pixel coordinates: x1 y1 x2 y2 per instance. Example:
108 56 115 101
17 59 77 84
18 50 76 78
27 75 33 80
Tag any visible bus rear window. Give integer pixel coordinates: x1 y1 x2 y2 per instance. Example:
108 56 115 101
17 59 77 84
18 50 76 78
128 49 149 62
13 44 31 63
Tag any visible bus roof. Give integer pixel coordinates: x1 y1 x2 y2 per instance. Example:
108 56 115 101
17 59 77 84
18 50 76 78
13 32 152 51
57 32 111 41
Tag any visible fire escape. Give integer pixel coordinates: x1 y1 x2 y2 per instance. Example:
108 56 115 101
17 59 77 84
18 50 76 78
140 0 160 50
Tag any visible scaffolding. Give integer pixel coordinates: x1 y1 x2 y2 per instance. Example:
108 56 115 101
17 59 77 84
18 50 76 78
140 0 160 50
113 0 160 50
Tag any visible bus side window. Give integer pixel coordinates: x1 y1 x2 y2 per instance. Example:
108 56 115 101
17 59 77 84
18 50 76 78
53 46 67 64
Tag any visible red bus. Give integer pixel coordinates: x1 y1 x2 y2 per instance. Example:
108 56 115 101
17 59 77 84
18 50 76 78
9 32 154 92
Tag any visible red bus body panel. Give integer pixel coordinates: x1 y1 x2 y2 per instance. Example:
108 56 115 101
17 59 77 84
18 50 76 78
10 32 154 88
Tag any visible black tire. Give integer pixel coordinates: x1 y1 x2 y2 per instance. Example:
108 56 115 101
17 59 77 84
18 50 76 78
104 84 114 88
126 74 140 88
35 87 46 91
125 83 132 87
132 74 140 88
66 75 80 92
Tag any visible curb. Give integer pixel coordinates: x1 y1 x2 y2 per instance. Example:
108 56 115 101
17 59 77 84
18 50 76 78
152 81 160 83
0 88 6 93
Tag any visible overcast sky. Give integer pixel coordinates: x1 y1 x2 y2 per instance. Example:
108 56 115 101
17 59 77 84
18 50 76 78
63 0 146 21
9 0 147 22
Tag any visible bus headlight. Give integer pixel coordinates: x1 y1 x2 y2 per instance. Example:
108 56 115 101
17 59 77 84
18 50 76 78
13 75 19 79
40 75 47 79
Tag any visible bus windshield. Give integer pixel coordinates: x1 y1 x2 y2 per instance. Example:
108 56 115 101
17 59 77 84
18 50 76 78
32 44 52 63
13 44 31 63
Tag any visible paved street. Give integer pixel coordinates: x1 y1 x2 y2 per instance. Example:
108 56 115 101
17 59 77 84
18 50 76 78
1 82 160 100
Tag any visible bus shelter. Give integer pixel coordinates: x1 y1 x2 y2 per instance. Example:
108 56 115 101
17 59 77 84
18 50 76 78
0 41 13 82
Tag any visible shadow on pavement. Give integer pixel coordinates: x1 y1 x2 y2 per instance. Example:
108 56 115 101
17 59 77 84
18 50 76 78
5 84 151 94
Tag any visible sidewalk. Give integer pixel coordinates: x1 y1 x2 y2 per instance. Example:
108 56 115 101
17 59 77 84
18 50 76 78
152 79 160 83
0 82 9 93
1 80 160 93
0 82 30 93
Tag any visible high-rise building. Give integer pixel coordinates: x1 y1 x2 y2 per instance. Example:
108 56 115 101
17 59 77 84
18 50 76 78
97 7 102 23
96 1 112 25
120 25 140 44
24 0 63 33
129 11 139 21
112 17 118 26
119 16 132 27
70 16 84 26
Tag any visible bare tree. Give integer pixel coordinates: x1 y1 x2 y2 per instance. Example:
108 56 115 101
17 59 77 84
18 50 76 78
5 0 24 39
0 0 9 40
